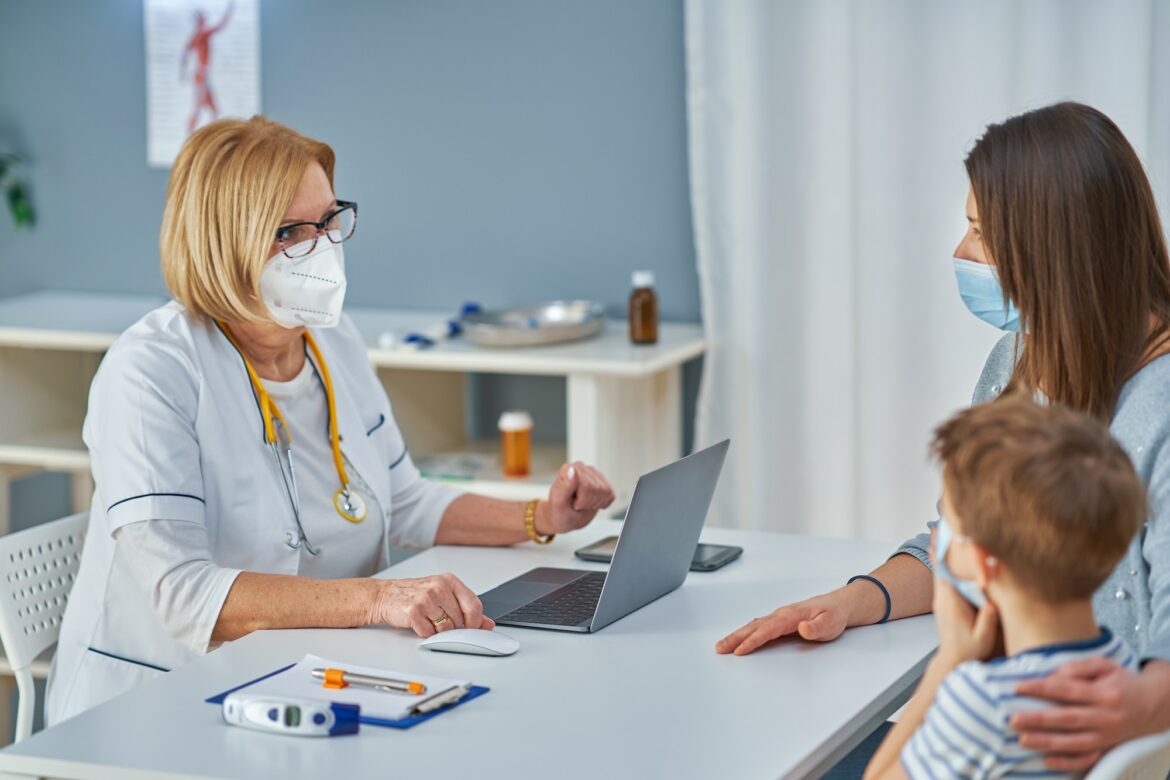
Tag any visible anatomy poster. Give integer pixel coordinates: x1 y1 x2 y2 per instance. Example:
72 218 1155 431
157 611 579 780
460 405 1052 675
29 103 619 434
144 0 260 168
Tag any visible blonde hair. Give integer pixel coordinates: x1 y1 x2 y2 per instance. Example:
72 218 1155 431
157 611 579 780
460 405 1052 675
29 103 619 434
160 116 336 324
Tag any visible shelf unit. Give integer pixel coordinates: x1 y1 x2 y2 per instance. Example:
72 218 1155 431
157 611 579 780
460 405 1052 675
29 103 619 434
0 290 706 535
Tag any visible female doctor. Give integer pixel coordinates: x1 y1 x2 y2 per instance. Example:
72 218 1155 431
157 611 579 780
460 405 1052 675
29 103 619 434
46 117 615 724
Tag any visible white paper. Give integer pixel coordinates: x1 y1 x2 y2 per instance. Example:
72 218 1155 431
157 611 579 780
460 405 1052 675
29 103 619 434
144 0 260 168
235 654 471 722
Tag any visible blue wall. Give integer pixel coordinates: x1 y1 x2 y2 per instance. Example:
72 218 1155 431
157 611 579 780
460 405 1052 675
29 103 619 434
0 0 698 317
0 0 701 530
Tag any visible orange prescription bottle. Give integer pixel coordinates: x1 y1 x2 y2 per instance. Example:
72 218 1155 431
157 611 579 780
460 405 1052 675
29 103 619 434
498 411 534 478
629 271 659 345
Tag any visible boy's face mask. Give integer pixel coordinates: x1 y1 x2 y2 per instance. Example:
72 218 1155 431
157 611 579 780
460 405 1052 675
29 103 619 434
934 515 987 609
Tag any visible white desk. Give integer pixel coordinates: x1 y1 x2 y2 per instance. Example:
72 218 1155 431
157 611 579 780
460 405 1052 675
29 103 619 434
0 523 936 780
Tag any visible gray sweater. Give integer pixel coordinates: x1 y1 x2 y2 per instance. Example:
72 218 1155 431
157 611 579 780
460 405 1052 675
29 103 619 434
896 334 1170 663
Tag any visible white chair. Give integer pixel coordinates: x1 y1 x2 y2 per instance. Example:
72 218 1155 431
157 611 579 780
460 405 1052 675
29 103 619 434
0 512 87 742
1086 729 1170 780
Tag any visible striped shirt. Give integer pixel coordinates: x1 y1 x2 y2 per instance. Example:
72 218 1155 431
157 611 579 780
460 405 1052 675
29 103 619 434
901 628 1137 779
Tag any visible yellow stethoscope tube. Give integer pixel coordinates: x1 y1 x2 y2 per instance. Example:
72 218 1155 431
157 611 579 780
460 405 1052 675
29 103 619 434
219 323 368 527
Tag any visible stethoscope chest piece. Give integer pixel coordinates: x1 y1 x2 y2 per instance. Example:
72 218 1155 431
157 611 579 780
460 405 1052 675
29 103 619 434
334 487 368 523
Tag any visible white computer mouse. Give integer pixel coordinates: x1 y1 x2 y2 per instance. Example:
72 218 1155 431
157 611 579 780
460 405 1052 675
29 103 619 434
419 628 520 656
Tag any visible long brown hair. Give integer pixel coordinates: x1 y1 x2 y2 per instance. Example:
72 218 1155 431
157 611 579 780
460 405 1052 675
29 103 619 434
965 102 1170 420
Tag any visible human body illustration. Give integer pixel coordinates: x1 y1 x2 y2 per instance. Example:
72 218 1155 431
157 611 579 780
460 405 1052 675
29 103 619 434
181 3 234 134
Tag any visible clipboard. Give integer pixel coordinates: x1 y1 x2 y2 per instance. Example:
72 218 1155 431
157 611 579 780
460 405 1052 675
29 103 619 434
206 662 490 729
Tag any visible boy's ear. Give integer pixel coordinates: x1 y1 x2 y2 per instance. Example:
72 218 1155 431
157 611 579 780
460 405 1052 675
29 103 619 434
970 541 999 589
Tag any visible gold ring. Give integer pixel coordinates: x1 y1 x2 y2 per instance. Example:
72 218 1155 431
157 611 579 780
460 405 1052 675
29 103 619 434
430 613 450 627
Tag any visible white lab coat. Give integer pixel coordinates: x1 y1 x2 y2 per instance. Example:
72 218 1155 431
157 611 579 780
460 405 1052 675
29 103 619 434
45 302 461 724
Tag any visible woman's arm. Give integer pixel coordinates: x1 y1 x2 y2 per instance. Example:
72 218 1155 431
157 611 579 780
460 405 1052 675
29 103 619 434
212 570 492 642
118 519 493 649
215 463 616 639
433 462 615 546
716 552 935 654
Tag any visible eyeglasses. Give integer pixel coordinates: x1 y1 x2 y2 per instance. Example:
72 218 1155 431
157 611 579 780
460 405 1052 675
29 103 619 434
274 200 358 259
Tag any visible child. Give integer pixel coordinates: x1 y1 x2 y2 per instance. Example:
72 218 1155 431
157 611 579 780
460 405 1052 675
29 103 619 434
865 395 1145 779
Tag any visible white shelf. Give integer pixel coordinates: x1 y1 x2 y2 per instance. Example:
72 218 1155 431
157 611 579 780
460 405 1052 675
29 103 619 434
0 290 166 352
0 428 88 471
0 291 706 377
348 308 705 377
419 441 565 501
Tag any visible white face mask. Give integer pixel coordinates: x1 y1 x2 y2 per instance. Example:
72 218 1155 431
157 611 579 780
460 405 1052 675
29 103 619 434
259 238 347 329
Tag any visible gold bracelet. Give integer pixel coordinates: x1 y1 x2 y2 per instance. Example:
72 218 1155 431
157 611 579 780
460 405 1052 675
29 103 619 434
525 499 555 544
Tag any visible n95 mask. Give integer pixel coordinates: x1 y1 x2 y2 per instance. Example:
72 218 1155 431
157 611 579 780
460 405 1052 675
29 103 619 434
260 239 347 329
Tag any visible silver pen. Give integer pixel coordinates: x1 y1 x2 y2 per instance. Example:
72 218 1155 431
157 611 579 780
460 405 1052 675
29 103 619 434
312 667 427 695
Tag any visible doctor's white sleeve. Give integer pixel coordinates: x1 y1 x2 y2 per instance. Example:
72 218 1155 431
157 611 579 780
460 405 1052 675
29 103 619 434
85 337 239 654
385 446 463 550
114 520 241 655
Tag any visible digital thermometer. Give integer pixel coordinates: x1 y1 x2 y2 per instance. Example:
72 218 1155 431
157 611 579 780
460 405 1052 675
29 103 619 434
222 692 360 737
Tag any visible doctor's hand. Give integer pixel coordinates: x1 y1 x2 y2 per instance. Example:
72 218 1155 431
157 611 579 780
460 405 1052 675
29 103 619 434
538 462 616 535
370 573 495 637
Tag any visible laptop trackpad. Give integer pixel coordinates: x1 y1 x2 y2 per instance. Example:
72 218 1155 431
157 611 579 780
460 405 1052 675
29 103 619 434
479 568 590 617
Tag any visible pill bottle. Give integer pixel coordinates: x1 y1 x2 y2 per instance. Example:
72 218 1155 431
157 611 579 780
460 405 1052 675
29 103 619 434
498 411 533 478
629 271 659 345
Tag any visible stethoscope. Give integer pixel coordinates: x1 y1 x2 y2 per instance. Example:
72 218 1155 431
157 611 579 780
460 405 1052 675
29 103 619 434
218 323 369 556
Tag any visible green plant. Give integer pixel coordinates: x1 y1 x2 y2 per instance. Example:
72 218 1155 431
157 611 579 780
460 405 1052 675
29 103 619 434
0 154 34 228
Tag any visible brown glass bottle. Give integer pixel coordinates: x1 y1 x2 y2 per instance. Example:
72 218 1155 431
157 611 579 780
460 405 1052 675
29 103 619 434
629 271 659 344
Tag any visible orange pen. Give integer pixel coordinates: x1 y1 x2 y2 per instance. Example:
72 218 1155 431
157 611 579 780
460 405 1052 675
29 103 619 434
312 667 427 695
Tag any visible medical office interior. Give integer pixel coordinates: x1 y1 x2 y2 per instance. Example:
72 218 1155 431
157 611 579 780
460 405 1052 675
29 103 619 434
2 1 1170 778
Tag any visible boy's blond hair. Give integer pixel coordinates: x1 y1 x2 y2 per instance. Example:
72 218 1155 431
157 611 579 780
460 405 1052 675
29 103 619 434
931 393 1145 602
160 116 335 324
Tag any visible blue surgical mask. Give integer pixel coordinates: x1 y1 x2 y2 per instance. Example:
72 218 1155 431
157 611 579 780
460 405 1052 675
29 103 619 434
953 258 1021 332
934 515 987 609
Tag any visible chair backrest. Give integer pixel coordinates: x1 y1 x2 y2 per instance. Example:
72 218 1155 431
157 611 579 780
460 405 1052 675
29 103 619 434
0 513 87 672
1085 729 1170 780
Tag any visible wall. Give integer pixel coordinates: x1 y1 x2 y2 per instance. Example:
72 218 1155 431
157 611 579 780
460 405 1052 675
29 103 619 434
0 0 701 526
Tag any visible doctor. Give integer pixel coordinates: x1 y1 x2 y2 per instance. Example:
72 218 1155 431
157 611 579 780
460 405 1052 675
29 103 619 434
46 116 616 724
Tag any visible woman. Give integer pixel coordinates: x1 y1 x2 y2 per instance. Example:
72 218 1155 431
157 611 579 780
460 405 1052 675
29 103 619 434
46 117 615 724
718 102 1170 771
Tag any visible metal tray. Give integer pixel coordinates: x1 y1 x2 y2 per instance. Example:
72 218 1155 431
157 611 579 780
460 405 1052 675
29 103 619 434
461 301 607 348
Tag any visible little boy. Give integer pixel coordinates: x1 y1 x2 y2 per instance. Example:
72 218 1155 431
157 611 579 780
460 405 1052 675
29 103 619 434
865 394 1145 779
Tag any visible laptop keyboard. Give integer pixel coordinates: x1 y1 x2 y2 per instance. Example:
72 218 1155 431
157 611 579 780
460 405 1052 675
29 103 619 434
496 572 607 627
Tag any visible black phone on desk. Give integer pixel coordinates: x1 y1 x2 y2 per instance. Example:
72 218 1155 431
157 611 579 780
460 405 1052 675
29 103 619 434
574 535 743 572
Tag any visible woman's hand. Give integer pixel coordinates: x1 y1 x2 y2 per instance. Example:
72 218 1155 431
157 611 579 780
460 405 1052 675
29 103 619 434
1011 657 1162 771
931 578 999 669
369 573 495 637
716 591 852 655
539 462 616 535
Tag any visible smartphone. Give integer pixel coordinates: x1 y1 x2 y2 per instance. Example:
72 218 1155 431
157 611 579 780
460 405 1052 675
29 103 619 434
574 536 743 572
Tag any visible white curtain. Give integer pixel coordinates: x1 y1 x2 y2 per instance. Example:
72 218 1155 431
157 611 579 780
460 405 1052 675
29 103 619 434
686 0 1170 541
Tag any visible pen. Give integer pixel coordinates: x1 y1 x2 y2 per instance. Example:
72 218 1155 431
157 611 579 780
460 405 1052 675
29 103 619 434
313 667 427 695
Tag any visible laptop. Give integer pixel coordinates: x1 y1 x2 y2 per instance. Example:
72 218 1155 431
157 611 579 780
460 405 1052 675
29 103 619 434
479 439 730 633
